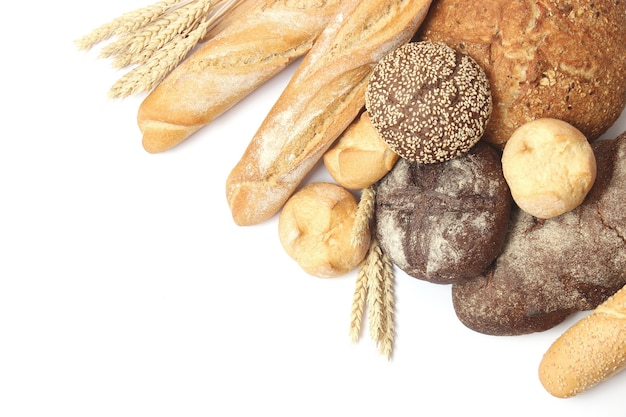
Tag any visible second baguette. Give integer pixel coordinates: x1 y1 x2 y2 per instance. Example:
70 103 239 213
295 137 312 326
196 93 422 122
226 0 434 226
538 284 626 398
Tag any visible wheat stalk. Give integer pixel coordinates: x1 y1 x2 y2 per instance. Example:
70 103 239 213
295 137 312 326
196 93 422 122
379 250 395 360
349 260 369 343
108 17 211 98
366 238 386 345
76 0 243 98
75 0 180 51
351 186 376 247
102 0 213 67
349 235 396 359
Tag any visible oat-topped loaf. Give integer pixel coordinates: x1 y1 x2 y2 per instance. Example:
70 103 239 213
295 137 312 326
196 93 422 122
418 0 626 146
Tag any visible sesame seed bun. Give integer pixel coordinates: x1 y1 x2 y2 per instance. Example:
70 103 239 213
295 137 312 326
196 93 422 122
365 41 492 164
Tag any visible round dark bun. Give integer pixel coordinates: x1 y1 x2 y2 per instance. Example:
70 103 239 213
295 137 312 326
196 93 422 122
374 141 511 284
365 41 492 164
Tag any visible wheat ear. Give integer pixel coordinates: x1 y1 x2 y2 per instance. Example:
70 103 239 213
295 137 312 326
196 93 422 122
379 250 395 360
108 17 211 98
77 0 243 97
351 186 376 247
75 0 180 51
102 0 213 67
366 238 386 345
349 260 369 343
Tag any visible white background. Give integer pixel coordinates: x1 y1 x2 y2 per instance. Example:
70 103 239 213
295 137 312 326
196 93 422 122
2 1 626 416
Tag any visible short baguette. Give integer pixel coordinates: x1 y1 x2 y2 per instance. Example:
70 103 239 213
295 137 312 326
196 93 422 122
225 0 434 226
538 284 626 398
137 0 342 153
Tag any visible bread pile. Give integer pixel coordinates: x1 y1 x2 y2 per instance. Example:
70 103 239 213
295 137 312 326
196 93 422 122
84 0 626 398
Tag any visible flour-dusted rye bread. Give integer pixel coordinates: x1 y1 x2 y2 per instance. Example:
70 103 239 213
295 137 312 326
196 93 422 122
375 141 511 284
418 0 626 146
452 133 626 336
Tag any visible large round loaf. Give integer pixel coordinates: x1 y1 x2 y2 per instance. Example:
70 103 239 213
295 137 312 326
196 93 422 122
374 141 511 284
452 132 626 336
417 0 626 146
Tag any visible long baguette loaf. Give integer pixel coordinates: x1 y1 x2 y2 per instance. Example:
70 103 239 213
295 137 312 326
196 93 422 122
225 0 434 226
137 0 343 154
538 284 626 398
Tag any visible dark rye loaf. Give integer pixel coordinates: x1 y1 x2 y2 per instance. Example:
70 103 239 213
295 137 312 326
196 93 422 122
375 141 511 284
452 133 626 336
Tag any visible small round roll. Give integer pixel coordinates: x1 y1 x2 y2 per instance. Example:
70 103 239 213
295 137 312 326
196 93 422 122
366 41 492 164
278 182 370 278
502 118 596 219
538 284 626 398
323 112 399 190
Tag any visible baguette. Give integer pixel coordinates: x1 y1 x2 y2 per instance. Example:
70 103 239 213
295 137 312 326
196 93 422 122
225 0 434 226
538 284 626 398
137 0 343 154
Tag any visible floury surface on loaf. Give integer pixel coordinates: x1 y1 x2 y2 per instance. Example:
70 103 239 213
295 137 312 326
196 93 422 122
137 0 342 153
375 141 511 284
452 133 626 336
225 0 434 225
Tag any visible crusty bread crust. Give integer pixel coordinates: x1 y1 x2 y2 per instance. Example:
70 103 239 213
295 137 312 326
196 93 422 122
539 284 626 398
418 0 626 146
137 0 342 153
225 0 434 226
451 133 626 336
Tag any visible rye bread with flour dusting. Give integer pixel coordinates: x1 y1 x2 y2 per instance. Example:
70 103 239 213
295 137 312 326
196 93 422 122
452 133 626 336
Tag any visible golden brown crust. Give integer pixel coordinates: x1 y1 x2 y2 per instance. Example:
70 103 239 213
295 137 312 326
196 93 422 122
501 118 596 219
418 0 626 146
137 0 343 153
539 284 626 398
278 182 370 277
225 0 434 226
323 112 399 190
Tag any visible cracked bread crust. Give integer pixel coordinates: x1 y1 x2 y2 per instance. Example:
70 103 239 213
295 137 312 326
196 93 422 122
451 132 626 336
417 0 626 147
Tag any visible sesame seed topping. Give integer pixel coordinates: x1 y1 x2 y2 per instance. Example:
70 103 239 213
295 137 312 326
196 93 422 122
365 41 493 164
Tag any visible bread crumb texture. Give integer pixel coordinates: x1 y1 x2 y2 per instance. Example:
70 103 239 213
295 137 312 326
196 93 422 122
418 0 626 146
